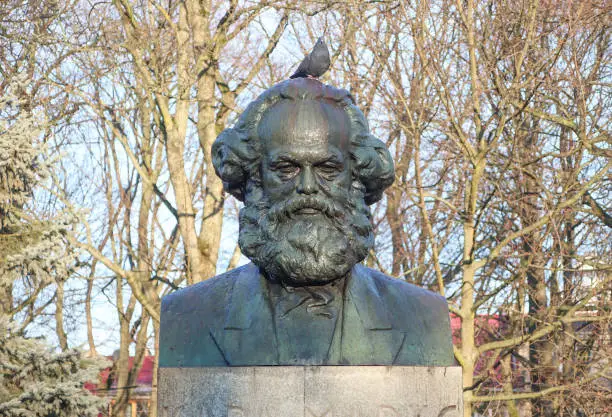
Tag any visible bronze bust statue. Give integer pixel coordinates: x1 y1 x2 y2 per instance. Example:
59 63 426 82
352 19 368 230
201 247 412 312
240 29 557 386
159 78 454 367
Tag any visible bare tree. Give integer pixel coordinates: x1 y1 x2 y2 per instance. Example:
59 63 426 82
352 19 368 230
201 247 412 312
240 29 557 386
330 1 610 416
6 1 608 416
55 1 292 414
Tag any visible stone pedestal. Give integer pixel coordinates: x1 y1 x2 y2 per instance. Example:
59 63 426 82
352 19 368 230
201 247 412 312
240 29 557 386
158 366 463 417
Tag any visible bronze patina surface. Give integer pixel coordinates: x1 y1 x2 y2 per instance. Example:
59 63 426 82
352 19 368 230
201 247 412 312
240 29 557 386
159 77 454 367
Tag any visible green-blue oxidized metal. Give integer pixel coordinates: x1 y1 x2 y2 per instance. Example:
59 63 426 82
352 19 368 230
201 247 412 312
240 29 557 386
159 70 454 367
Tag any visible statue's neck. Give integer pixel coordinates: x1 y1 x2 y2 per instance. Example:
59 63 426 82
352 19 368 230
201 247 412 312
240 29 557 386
261 267 351 291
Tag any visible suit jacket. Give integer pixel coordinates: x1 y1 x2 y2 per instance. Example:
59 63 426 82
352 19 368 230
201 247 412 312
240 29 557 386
159 263 454 367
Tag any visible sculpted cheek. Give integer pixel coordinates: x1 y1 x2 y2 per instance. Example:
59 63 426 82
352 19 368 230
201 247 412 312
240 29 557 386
262 171 297 200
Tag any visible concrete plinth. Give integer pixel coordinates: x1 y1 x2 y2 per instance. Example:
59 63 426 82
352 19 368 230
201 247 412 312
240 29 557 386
158 366 463 417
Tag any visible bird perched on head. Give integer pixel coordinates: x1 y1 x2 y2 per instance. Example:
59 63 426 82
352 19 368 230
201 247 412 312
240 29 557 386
290 37 331 79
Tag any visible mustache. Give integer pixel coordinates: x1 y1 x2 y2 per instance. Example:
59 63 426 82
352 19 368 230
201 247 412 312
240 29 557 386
267 195 345 222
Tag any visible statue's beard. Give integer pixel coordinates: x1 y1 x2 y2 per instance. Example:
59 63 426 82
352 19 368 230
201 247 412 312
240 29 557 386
238 186 373 286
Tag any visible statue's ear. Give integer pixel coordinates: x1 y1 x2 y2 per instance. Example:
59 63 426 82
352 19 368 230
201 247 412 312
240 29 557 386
351 135 395 205
212 128 249 201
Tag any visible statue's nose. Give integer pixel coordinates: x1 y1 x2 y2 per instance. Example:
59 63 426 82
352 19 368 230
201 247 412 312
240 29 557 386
297 166 317 195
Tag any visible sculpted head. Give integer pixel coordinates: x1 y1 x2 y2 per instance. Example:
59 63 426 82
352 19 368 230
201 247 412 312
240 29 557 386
212 78 394 286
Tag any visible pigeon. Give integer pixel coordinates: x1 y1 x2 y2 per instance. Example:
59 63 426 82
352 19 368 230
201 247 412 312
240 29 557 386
289 37 331 79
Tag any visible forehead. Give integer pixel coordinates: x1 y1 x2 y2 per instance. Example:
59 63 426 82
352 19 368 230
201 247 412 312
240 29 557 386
258 99 351 157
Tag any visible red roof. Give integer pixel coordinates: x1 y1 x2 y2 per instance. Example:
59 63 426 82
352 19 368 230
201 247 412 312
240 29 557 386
86 356 155 396
450 313 508 346
450 313 525 389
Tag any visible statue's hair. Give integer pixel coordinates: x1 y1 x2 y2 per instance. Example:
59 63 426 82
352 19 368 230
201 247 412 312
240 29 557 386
212 78 394 205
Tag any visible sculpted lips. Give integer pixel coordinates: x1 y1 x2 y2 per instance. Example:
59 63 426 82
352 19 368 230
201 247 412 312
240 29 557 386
268 196 343 221
287 198 335 218
293 206 322 215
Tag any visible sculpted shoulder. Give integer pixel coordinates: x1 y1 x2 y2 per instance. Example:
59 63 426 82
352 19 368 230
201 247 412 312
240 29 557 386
354 264 454 365
159 264 261 367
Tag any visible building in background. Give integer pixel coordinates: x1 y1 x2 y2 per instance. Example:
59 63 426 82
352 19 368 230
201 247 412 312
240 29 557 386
86 355 154 417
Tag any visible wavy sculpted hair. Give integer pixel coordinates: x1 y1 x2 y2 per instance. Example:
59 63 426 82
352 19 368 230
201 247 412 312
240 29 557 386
212 78 394 205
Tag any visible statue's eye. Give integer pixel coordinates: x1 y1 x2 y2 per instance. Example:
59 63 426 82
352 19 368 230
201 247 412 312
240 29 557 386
316 162 342 177
272 162 299 178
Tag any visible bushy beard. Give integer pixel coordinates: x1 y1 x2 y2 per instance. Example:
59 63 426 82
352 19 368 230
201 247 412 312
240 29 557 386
238 186 373 286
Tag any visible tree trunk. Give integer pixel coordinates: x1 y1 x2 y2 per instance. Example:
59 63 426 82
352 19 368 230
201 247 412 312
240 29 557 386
149 320 160 417
196 72 224 282
54 279 68 351
386 186 405 277
519 123 554 417
111 276 136 417
85 269 97 356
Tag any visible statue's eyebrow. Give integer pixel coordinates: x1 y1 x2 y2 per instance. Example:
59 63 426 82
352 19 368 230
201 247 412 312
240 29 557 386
269 151 344 165
269 154 299 164
316 154 343 165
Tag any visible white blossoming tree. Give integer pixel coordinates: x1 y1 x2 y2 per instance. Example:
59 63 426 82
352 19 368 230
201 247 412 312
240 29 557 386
0 320 107 417
0 84 108 417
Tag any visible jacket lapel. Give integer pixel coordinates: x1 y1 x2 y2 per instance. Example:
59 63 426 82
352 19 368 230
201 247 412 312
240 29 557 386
210 263 404 365
210 264 279 365
341 264 406 364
